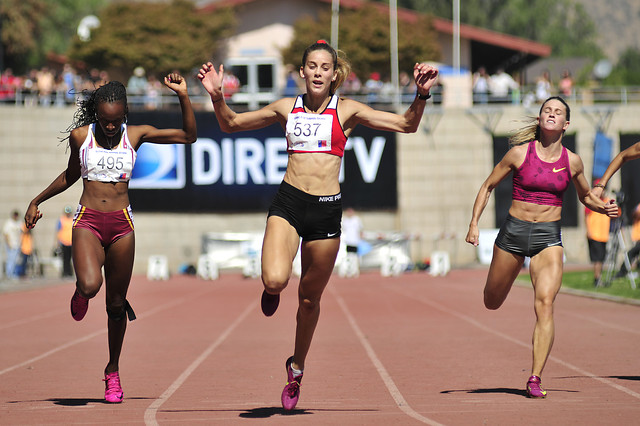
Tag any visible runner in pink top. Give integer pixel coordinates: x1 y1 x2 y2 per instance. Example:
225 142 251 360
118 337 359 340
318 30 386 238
512 139 571 207
466 96 619 399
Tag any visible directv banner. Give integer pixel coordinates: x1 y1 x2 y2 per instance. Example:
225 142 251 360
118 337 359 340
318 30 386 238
127 111 397 212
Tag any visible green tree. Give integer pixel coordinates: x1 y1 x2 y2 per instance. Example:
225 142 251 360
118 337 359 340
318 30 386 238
281 6 440 82
67 0 235 76
604 48 640 86
393 0 603 60
0 0 106 73
0 0 47 72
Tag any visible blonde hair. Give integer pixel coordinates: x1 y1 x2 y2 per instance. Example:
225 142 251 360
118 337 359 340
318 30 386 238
508 117 538 147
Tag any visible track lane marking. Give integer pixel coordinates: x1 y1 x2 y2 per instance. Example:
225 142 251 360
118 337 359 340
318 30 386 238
329 285 446 426
144 301 255 426
385 284 640 400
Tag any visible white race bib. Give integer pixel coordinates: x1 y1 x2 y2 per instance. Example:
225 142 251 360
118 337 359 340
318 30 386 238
86 147 135 182
286 112 333 152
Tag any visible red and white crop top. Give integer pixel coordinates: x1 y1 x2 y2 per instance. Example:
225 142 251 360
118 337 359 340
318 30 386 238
286 94 348 157
512 140 571 207
79 123 137 182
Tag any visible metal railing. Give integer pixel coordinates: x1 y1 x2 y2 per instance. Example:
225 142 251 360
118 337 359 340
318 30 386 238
2 85 640 110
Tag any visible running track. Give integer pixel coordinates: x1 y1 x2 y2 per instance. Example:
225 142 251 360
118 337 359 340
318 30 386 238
2 268 640 425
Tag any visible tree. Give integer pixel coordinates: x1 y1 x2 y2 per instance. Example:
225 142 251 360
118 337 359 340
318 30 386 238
393 0 603 60
281 6 440 82
67 0 235 77
0 0 107 73
0 0 47 72
604 48 640 86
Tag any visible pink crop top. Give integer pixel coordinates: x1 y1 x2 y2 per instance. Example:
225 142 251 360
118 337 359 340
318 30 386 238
512 141 571 207
286 94 348 157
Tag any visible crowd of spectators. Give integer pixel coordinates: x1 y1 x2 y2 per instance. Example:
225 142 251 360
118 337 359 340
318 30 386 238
1 63 578 110
0 64 111 107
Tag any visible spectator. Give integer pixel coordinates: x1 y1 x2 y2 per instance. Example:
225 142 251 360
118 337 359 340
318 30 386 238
145 74 163 110
18 224 34 278
127 66 148 99
559 69 574 98
339 207 363 278
3 210 22 279
490 68 519 103
36 67 55 106
341 71 361 95
283 65 299 97
585 184 612 285
365 71 383 103
222 70 241 100
61 63 78 104
0 68 21 102
22 69 39 106
472 66 491 104
535 70 553 102
56 206 74 278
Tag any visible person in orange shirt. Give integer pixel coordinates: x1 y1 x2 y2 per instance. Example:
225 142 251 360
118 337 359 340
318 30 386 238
585 185 612 285
56 206 74 278
17 223 34 277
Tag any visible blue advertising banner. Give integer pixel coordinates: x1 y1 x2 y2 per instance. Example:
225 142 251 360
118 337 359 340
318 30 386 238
592 131 613 179
128 111 397 212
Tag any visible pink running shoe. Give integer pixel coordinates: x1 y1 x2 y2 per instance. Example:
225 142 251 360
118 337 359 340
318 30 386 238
526 375 547 398
70 290 89 321
261 290 280 317
281 356 303 410
104 371 123 403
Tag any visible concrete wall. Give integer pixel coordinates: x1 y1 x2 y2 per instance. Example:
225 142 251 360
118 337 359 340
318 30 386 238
2 103 638 275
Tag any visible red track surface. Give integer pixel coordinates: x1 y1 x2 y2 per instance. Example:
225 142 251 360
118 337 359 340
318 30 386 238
2 268 640 425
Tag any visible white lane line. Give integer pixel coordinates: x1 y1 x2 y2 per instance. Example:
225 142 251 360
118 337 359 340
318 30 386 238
561 310 640 335
329 286 446 426
144 301 255 426
0 287 214 376
0 309 67 331
385 284 640 400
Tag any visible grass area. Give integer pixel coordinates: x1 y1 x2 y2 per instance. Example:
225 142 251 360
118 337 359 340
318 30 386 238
517 269 640 301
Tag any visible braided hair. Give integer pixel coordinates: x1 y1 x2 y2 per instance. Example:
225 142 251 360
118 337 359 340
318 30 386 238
63 81 128 141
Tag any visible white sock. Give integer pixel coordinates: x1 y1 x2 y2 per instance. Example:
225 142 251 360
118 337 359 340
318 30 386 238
291 365 303 377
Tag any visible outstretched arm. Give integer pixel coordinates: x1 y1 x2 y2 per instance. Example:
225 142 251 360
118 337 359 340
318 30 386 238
592 141 640 198
571 153 619 218
25 137 82 229
197 62 284 132
133 73 197 146
343 63 439 134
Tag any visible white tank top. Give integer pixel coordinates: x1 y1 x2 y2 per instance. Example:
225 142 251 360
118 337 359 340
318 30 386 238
79 123 137 182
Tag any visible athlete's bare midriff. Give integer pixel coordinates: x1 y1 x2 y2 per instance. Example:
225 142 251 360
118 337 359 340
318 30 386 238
283 152 342 195
79 179 130 212
509 199 562 223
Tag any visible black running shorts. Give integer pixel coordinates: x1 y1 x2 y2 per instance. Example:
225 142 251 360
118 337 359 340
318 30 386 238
495 214 562 258
268 181 342 241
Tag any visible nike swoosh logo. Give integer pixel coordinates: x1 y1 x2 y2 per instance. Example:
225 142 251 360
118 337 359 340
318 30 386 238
552 167 566 173
327 232 339 237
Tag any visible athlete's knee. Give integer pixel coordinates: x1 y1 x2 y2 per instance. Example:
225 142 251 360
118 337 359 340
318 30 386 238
106 302 126 322
75 278 101 299
261 268 289 294
484 288 505 310
299 296 320 314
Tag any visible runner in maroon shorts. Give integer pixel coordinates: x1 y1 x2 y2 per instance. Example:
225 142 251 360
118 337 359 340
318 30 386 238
24 73 196 403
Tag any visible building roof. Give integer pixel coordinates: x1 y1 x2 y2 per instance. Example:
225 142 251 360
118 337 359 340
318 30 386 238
200 0 551 74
